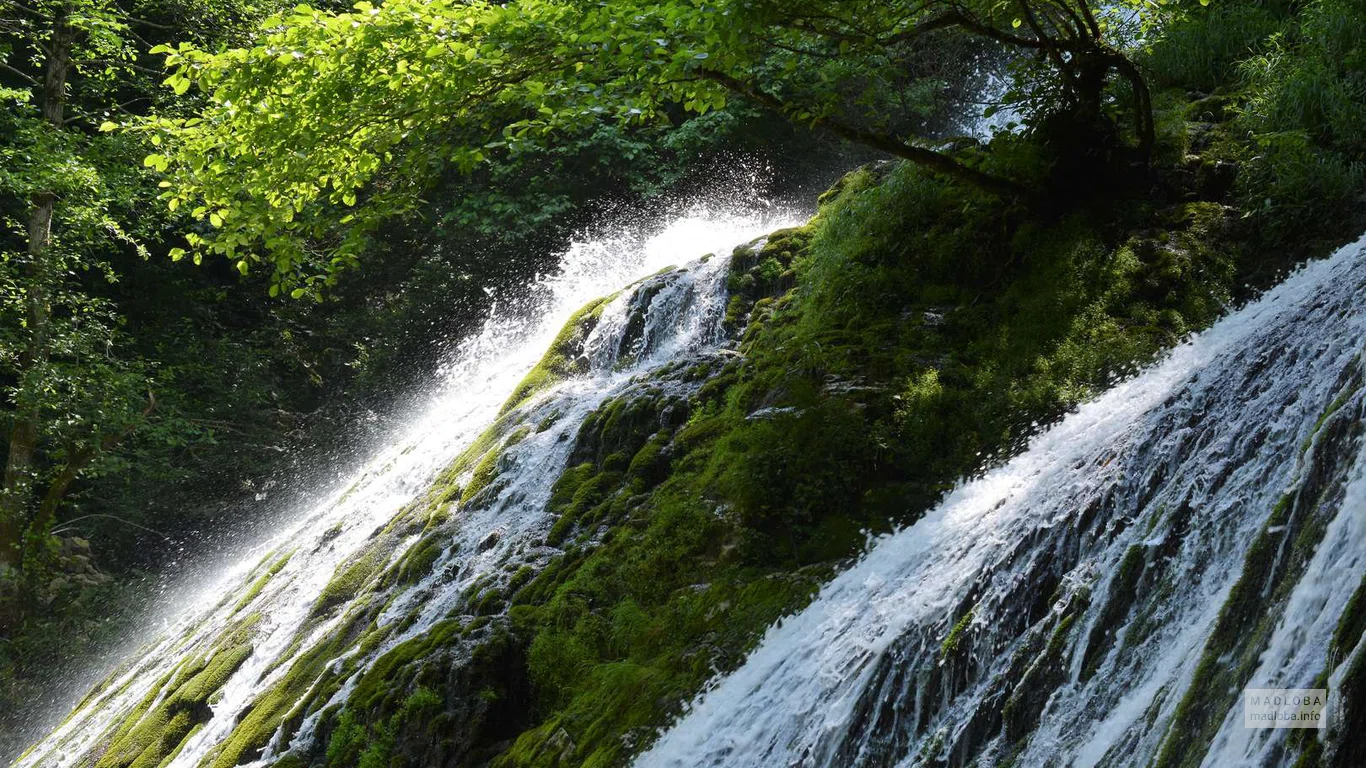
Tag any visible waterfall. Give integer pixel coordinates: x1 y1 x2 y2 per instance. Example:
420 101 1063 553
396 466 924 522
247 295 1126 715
637 235 1366 768
14 196 803 768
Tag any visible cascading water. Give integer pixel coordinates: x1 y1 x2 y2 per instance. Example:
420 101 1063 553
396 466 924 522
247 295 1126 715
637 236 1366 768
14 194 803 768
21 179 1366 768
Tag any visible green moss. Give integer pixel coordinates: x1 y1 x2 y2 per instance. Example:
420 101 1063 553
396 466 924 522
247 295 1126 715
1081 544 1147 681
393 535 445 586
233 551 293 614
311 547 384 618
1333 572 1366 660
207 604 382 768
1154 379 1361 768
462 426 531 505
94 615 260 768
1300 384 1361 455
508 565 535 592
349 620 465 715
500 295 614 416
940 608 975 659
1001 610 1080 743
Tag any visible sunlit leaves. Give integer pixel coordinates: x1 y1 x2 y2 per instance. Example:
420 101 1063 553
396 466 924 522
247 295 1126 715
144 0 1150 288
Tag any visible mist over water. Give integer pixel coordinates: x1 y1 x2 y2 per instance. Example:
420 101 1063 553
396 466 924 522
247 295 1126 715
14 184 803 767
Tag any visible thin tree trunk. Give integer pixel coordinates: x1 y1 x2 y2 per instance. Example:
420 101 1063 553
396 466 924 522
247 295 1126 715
1104 50 1155 161
25 393 156 548
0 7 72 573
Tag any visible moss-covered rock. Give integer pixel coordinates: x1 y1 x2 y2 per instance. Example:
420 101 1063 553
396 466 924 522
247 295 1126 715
94 613 261 768
501 296 615 416
1154 368 1364 768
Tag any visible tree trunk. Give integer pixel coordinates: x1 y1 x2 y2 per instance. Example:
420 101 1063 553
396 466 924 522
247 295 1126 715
0 7 73 573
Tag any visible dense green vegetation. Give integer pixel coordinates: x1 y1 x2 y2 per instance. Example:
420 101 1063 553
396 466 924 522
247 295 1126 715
131 0 1170 284
0 0 844 753
7 0 1366 764
262 2 1366 766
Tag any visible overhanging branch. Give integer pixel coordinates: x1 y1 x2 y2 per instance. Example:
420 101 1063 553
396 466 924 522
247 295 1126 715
697 68 1025 199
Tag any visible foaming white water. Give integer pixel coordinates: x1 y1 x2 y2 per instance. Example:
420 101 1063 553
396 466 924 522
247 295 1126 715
637 237 1366 768
16 194 802 768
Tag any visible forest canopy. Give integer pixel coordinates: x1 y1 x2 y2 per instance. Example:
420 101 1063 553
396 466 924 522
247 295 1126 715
139 0 1179 293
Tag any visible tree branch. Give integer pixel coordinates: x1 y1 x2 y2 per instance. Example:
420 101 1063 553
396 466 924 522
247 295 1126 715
893 8 1047 50
1073 0 1103 39
768 40 840 60
50 514 172 540
1100 47 1154 160
77 58 165 76
30 391 156 543
0 60 38 86
1017 1 1071 77
698 68 1025 199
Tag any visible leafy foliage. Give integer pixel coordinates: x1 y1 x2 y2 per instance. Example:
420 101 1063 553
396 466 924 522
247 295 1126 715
1143 0 1366 256
141 0 1171 289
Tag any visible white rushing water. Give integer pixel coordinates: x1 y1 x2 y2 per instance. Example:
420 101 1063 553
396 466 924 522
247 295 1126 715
21 179 1366 768
637 237 1366 768
16 192 803 768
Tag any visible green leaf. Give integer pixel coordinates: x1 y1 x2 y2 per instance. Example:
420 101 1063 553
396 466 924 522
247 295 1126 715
98 121 118 132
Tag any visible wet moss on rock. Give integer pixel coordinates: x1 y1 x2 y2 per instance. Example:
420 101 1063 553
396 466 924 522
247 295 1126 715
461 425 531 506
1080 543 1146 682
94 613 261 768
500 295 615 416
206 603 387 768
232 551 293 615
1154 377 1364 768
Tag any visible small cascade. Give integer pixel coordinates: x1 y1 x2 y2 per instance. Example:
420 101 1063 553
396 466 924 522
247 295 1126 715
636 237 1366 768
15 201 802 768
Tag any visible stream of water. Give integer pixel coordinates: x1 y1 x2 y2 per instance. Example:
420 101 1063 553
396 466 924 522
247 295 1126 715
637 236 1366 767
14 193 803 768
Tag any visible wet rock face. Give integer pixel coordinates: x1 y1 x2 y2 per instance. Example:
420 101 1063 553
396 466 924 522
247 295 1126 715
314 622 532 768
633 237 1366 768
